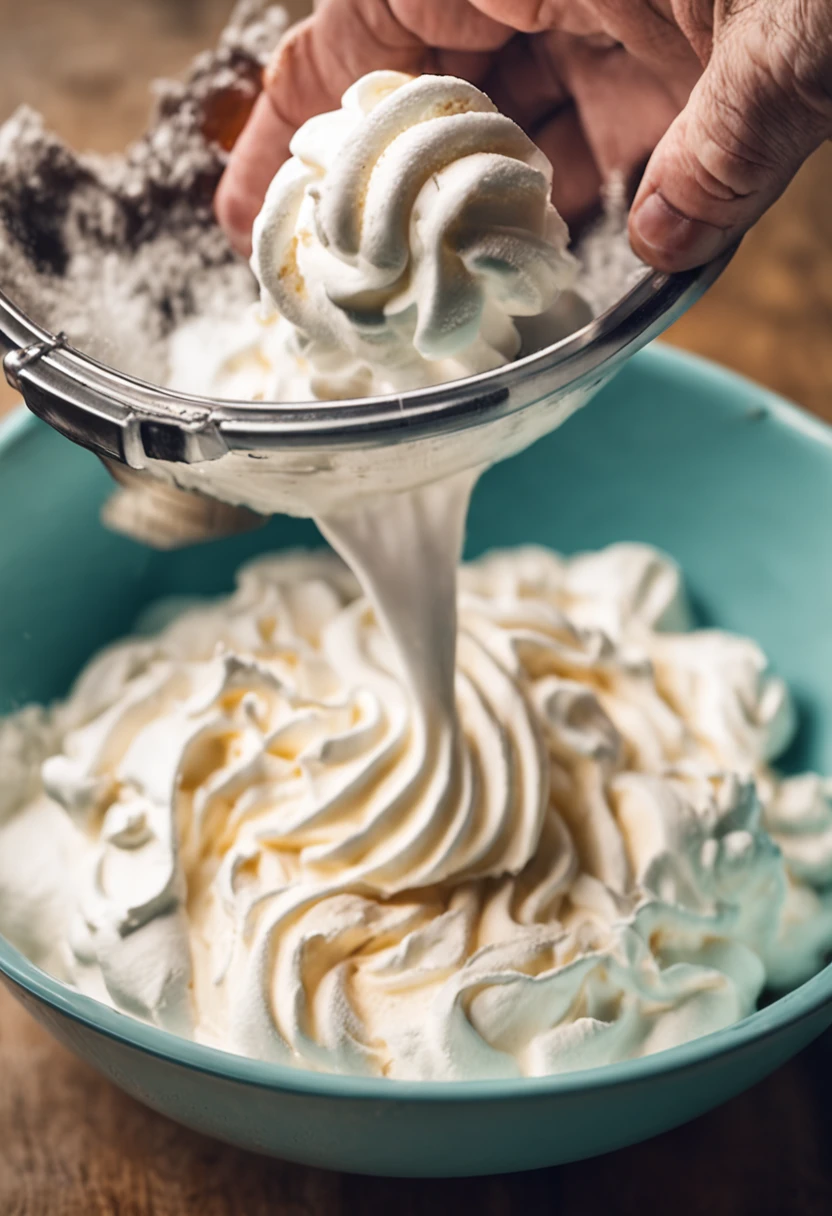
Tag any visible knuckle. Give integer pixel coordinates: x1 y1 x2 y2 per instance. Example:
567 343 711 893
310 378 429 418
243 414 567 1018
763 4 832 126
695 7 831 201
695 75 780 197
724 1 832 129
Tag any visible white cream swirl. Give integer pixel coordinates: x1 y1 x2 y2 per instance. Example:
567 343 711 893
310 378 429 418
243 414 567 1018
169 71 577 402
3 544 832 1078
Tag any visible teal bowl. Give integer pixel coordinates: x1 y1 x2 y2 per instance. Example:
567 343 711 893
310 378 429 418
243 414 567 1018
2 344 832 1177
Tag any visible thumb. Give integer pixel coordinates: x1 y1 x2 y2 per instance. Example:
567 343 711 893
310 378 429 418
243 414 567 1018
629 6 832 272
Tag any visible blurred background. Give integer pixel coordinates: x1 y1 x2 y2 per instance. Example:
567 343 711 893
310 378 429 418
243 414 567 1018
0 0 830 420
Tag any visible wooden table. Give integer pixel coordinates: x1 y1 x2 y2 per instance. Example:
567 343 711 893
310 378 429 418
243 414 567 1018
1 3 832 1211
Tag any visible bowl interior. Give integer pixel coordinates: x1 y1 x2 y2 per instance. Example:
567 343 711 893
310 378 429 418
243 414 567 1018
3 343 832 775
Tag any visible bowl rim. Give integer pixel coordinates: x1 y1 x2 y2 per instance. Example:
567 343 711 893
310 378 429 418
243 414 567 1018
3 342 832 1102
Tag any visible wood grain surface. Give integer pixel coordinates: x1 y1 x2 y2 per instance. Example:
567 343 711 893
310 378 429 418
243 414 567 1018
1 3 831 1212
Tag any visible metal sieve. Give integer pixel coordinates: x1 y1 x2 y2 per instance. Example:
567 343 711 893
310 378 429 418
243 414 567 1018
0 251 734 546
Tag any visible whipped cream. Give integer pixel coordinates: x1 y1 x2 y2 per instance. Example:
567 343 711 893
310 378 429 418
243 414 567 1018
3 543 832 1078
169 70 577 402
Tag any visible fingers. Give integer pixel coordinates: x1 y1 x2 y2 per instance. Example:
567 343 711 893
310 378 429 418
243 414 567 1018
484 32 599 224
216 0 513 254
472 1 600 36
214 92 296 257
588 0 703 109
483 14 698 232
549 34 682 183
629 2 832 271
391 0 511 49
533 105 603 223
432 49 500 87
216 2 423 253
484 30 570 129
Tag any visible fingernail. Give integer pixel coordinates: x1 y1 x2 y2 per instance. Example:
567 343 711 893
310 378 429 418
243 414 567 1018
630 191 726 269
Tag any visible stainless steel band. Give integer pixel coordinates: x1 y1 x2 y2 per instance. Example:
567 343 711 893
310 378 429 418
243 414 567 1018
0 249 736 472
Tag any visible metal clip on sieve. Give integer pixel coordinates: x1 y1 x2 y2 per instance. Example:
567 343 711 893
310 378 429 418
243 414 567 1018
1 311 263 548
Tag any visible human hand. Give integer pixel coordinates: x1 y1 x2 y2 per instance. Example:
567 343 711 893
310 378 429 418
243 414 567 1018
215 0 832 272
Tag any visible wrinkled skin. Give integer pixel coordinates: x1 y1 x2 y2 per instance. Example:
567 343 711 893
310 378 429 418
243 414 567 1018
216 0 832 271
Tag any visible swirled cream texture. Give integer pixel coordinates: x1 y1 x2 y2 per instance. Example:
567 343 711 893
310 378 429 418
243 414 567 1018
3 544 832 1078
169 71 577 401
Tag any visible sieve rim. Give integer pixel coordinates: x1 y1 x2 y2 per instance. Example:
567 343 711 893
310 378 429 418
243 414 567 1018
0 249 735 463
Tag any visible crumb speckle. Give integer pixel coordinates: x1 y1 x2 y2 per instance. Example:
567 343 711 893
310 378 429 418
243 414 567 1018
0 0 288 385
278 235 306 298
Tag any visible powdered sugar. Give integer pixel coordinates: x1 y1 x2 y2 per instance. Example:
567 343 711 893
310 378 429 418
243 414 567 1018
0 1 286 384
